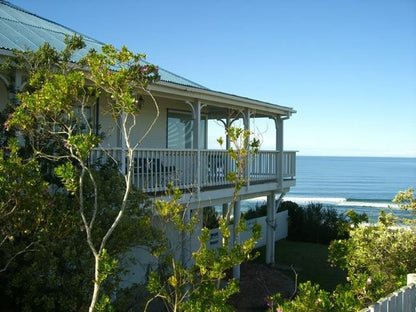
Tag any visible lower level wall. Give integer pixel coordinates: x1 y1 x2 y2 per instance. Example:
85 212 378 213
120 210 288 288
208 210 289 249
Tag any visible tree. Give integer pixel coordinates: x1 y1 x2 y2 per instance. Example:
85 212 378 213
146 126 261 311
393 187 416 223
5 35 160 311
0 138 63 273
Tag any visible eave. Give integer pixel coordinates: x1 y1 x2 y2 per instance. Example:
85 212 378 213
150 80 296 118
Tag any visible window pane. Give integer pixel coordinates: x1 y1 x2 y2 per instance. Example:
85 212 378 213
167 110 207 149
167 111 193 149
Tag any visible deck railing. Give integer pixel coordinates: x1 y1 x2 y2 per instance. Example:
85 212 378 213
90 148 296 193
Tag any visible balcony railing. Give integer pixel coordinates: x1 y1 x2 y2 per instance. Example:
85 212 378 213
90 148 296 193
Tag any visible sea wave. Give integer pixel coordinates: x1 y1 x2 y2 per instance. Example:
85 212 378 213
283 196 399 210
283 196 347 205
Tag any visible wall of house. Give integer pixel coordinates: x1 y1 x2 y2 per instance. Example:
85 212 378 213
120 212 203 287
98 95 193 150
120 209 289 288
126 96 168 148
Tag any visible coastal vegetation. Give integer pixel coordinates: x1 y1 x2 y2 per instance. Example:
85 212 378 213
266 188 416 312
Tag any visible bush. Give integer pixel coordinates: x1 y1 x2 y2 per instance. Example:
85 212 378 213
329 213 416 306
242 203 267 220
285 202 348 244
203 206 219 229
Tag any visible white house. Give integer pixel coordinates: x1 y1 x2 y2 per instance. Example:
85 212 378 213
0 1 296 281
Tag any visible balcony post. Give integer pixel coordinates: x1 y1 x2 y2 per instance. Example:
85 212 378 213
233 200 241 280
182 207 192 268
276 117 284 190
243 109 251 186
266 193 276 264
191 100 202 195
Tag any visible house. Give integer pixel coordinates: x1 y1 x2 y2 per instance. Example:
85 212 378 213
0 0 296 281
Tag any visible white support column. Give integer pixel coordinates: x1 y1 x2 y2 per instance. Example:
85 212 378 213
15 70 23 93
243 109 251 187
276 117 284 190
192 101 201 195
225 116 231 150
233 200 241 280
222 203 229 218
181 207 192 268
266 193 276 264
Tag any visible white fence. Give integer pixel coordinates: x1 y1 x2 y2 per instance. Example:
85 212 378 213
360 274 416 312
208 210 289 249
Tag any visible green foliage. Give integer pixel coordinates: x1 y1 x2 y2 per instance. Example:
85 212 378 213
269 281 334 312
393 187 416 223
1 163 153 312
265 191 416 312
0 139 63 271
147 206 261 311
242 203 267 220
55 161 78 195
2 35 161 311
267 281 361 312
393 187 416 211
147 126 262 311
286 202 349 244
203 206 220 229
328 214 416 306
83 44 159 118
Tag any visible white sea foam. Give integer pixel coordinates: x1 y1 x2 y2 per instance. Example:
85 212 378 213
344 201 398 209
283 196 399 210
283 196 347 206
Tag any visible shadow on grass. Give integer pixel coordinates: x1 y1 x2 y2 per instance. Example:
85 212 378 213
255 239 347 292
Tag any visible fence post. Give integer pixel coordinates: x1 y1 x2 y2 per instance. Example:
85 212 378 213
407 273 416 285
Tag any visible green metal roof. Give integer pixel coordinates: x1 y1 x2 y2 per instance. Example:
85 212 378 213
0 0 208 90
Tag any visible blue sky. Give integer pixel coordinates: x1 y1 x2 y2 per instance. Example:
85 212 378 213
11 0 416 157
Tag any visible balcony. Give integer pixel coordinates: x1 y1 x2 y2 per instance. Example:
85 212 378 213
90 148 296 194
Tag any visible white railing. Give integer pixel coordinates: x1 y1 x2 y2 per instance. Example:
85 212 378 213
90 148 296 193
360 274 416 312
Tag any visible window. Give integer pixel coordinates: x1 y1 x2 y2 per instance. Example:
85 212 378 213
167 110 206 149
73 106 92 133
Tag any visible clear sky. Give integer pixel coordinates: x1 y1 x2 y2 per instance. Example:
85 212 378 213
11 0 416 157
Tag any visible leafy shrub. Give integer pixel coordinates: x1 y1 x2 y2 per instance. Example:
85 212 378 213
267 281 361 312
242 203 267 220
203 206 219 229
329 212 416 306
285 202 348 244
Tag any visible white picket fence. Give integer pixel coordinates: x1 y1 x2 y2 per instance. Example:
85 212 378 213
360 274 416 312
208 210 288 249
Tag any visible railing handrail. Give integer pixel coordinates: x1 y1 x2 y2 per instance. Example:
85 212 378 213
93 147 298 153
90 148 296 193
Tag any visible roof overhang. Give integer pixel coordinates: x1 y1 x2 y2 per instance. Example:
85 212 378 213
150 81 296 118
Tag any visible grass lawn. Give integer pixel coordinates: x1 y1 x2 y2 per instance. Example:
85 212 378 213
255 239 347 291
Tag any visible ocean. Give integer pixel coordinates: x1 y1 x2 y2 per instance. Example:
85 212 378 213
243 156 416 222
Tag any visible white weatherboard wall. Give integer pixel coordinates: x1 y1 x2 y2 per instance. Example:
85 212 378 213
208 210 289 250
120 210 288 288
